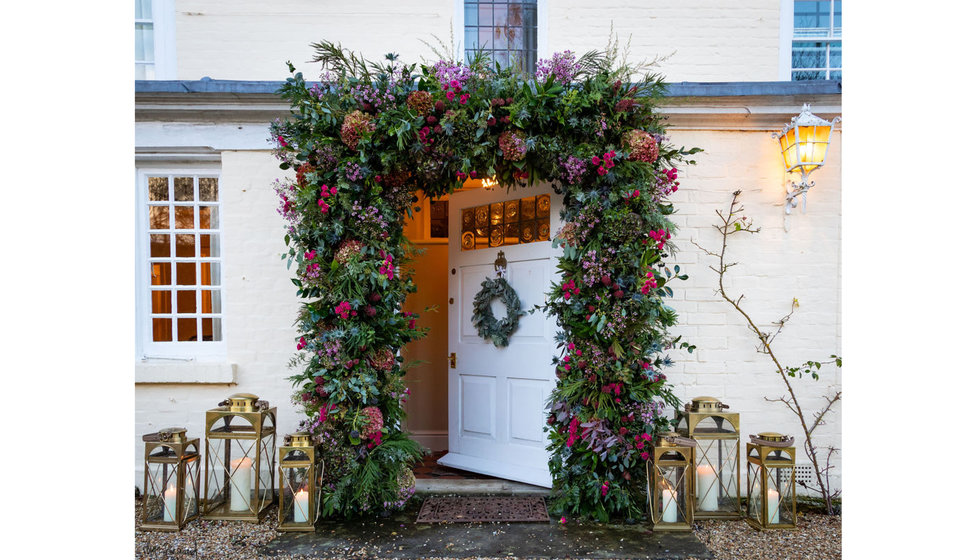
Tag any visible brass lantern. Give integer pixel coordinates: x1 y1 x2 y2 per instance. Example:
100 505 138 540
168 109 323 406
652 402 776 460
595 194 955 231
645 432 695 531
278 432 322 531
773 103 840 214
140 427 200 531
746 432 797 530
202 393 277 521
676 396 741 519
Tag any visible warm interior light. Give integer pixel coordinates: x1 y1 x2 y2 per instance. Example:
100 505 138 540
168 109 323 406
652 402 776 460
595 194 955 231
481 176 498 190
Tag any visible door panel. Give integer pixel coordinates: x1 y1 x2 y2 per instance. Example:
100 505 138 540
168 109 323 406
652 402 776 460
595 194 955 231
440 182 560 488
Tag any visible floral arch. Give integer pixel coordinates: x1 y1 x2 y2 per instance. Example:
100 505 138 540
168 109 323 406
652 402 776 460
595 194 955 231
271 42 698 521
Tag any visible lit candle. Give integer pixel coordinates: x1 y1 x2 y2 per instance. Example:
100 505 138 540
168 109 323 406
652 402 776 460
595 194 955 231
696 464 718 511
767 488 780 525
229 457 253 512
293 489 310 523
163 484 178 523
661 486 677 523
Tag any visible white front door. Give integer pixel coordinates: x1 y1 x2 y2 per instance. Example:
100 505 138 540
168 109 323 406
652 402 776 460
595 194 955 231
439 181 561 488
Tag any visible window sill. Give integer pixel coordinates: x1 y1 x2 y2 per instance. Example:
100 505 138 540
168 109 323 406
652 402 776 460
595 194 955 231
135 361 237 384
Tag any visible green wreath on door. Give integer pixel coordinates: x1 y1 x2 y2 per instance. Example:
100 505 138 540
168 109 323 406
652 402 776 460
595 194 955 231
471 277 523 348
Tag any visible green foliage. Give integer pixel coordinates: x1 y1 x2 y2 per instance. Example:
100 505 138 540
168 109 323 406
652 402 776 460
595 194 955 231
272 39 698 521
471 277 524 347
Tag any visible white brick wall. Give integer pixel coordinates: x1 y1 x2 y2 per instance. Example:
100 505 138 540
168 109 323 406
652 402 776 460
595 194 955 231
668 128 842 494
174 0 783 82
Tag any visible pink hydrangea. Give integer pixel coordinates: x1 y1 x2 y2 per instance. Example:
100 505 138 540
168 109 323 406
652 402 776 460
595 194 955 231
341 110 376 150
498 130 527 161
623 130 660 164
361 406 384 434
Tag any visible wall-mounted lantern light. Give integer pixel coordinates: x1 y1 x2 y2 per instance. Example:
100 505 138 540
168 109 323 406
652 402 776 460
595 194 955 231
773 104 840 214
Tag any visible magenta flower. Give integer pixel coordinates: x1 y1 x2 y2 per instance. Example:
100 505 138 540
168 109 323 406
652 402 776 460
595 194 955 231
446 90 455 101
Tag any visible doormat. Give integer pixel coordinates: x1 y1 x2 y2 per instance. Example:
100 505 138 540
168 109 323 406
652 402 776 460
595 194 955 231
416 496 550 523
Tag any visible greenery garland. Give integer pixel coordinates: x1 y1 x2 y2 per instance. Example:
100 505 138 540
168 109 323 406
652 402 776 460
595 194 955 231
471 277 523 347
272 38 700 521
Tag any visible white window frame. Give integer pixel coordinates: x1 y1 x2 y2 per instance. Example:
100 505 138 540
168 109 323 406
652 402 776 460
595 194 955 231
135 167 226 361
135 0 177 80
453 0 548 68
779 0 841 81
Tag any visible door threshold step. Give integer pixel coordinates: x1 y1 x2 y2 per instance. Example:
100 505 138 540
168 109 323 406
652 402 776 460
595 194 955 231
415 477 551 495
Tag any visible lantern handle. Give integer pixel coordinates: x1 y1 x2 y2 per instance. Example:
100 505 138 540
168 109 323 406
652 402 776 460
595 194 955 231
663 435 697 447
749 434 794 447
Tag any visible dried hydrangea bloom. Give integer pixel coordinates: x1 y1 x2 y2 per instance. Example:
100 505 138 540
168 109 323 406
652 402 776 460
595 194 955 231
360 406 384 434
498 130 527 161
406 90 433 115
341 110 376 150
623 129 660 164
333 239 365 265
369 347 397 372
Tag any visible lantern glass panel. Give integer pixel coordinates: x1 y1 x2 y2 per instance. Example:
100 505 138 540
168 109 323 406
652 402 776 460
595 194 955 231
693 437 740 514
766 465 795 525
283 464 311 523
181 457 200 523
258 416 277 507
747 461 763 525
782 127 799 171
206 436 259 513
144 457 181 524
655 464 690 525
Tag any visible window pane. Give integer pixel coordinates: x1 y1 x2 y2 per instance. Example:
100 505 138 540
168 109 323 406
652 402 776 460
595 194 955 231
177 318 198 341
199 177 218 201
199 206 218 229
202 318 222 342
202 290 220 314
176 262 196 285
200 233 220 258
494 27 508 50
829 43 841 68
135 22 154 62
479 4 492 25
201 262 220 286
136 0 153 19
792 70 826 81
148 177 169 201
152 318 173 342
150 234 171 258
479 27 493 50
149 206 169 229
833 1 841 37
177 290 197 314
175 234 195 258
151 262 172 285
829 70 842 81
174 206 195 229
174 177 194 201
151 290 172 314
794 0 829 37
792 42 826 69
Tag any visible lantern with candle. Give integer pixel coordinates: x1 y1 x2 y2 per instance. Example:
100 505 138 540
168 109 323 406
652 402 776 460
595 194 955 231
746 432 797 530
645 432 695 531
676 396 741 519
202 393 277 521
140 427 200 531
277 432 321 531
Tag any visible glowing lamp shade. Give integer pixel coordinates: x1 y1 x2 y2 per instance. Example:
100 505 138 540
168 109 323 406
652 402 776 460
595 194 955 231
776 104 837 177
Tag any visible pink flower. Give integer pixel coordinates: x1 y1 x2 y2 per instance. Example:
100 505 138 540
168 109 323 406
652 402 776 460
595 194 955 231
319 405 328 422
446 90 455 101
560 516 567 524
297 336 306 350
591 156 600 165
460 93 470 104
277 135 287 147
640 451 650 461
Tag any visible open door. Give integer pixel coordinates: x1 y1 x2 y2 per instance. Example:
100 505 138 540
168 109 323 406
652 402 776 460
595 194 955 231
439 181 561 487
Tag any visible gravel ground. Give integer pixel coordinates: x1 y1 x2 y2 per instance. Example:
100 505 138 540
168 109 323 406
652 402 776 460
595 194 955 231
693 513 841 560
136 498 840 559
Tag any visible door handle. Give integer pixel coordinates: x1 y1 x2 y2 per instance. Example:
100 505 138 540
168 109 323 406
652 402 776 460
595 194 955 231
449 352 456 369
